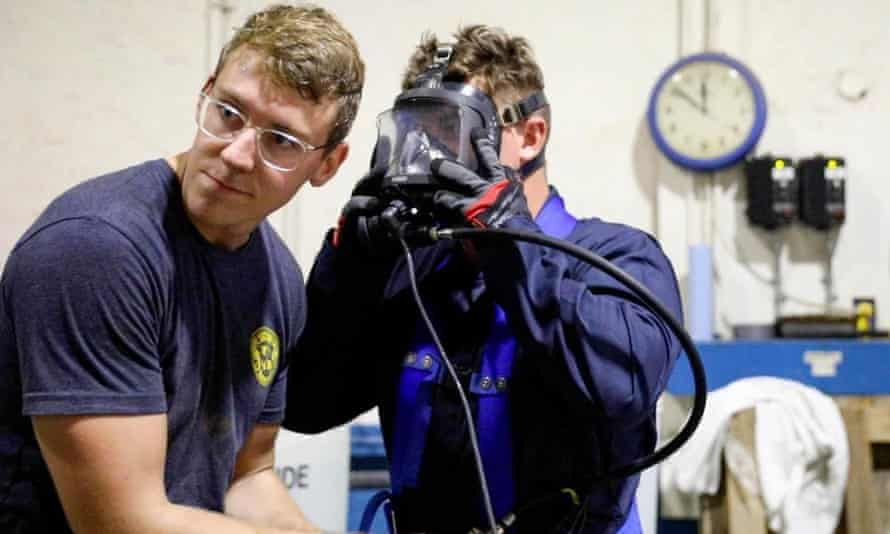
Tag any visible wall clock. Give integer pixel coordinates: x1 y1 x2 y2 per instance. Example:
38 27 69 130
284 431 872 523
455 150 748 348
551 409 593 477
647 52 767 171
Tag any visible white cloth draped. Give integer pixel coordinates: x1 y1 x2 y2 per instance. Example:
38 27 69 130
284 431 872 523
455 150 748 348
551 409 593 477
659 377 848 534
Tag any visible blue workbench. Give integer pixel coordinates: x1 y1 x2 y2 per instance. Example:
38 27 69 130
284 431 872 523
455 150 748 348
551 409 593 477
667 339 890 395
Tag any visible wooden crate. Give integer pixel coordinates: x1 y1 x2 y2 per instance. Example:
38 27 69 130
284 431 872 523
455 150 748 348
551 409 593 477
699 398 890 534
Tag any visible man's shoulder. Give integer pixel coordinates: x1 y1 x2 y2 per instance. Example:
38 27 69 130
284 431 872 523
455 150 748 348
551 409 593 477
572 216 664 255
6 160 180 291
53 159 175 220
16 159 177 254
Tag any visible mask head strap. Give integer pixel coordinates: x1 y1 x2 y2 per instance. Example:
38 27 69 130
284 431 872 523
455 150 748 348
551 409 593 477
500 91 549 179
412 45 454 89
500 91 548 126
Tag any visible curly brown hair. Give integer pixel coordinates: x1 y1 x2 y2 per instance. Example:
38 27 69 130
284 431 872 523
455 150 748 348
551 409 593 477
401 25 548 124
214 3 365 147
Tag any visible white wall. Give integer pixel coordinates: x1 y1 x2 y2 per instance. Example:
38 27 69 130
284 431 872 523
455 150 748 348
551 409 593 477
3 0 889 529
705 0 890 332
0 0 204 263
5 1 885 333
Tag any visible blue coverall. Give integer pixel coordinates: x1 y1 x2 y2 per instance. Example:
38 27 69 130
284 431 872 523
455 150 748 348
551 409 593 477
284 187 683 534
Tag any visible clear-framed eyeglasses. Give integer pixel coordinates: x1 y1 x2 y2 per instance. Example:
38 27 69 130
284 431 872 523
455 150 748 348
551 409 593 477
196 92 333 172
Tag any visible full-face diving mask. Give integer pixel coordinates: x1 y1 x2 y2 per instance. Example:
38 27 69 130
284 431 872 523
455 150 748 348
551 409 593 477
375 81 501 184
372 45 548 216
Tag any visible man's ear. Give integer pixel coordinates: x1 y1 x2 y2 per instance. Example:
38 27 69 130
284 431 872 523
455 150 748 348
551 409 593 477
518 115 548 165
309 142 350 187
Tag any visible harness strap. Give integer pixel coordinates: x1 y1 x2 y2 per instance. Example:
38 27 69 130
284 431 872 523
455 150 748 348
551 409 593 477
381 191 582 532
617 497 642 533
534 192 576 239
469 305 517 520
358 489 395 533
390 340 442 494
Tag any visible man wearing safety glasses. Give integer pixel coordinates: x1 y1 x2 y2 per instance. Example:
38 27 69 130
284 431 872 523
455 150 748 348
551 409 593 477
0 4 362 533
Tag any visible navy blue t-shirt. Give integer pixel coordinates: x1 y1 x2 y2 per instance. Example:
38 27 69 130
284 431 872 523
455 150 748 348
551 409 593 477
0 160 305 531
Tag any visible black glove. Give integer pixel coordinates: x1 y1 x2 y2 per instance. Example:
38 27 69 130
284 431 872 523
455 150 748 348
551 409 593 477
430 128 531 228
332 170 398 259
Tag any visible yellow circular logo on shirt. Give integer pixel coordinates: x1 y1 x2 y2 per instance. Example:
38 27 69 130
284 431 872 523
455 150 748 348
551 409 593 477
250 326 280 387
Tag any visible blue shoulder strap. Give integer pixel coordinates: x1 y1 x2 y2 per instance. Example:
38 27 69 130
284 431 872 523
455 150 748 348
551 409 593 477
468 305 517 520
358 489 395 533
535 191 577 239
389 338 442 494
469 192 578 521
617 497 642 533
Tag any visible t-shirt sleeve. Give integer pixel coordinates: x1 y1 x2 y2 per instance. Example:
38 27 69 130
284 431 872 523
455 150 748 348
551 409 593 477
257 361 287 424
257 251 306 425
5 217 166 416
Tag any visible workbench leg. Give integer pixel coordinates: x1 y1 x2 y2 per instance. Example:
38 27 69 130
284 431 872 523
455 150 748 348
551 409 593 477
838 402 880 534
700 409 767 534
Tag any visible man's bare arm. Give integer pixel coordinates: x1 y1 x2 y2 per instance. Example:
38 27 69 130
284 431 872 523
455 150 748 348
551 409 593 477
225 423 318 531
33 413 317 534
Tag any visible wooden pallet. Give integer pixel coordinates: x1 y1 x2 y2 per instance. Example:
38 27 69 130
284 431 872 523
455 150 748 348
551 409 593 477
699 397 890 534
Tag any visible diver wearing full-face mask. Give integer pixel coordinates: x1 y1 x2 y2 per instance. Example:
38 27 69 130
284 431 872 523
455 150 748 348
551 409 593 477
284 25 684 534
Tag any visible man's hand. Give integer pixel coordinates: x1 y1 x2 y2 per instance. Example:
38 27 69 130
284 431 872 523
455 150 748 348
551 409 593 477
332 170 395 259
225 424 321 533
431 128 531 228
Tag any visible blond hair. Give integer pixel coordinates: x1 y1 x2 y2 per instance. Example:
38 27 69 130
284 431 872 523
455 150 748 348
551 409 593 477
215 3 364 147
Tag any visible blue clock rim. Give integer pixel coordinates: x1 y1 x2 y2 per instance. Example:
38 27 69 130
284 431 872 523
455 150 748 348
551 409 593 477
646 52 768 172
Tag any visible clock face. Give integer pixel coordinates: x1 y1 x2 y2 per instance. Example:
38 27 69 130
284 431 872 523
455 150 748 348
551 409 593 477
647 53 767 171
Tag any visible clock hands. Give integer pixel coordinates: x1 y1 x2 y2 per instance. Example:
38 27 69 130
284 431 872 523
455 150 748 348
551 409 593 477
670 87 707 115
700 80 708 114
671 83 740 132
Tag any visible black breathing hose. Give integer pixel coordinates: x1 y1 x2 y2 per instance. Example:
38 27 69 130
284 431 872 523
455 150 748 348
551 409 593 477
428 225 708 480
380 213 708 532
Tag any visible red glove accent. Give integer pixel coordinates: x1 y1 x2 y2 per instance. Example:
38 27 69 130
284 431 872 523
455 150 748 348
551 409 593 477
464 180 511 227
332 215 346 247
